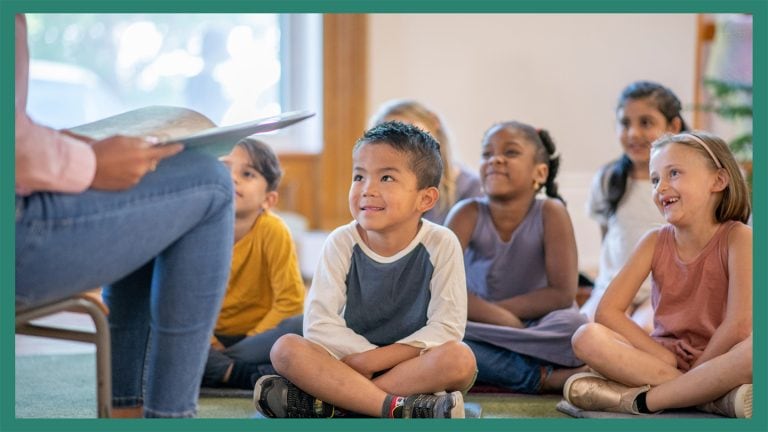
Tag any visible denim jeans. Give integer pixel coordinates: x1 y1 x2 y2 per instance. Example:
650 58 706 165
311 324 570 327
16 150 234 417
203 315 303 388
464 339 553 394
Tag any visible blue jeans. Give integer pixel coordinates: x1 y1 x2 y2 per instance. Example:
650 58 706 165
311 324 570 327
465 340 553 394
16 150 234 417
203 315 303 388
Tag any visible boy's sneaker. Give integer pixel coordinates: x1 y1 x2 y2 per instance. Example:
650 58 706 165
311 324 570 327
697 384 752 418
401 391 465 418
253 375 335 418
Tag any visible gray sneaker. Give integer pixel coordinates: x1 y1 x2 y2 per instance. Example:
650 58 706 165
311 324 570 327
253 375 335 418
401 391 465 418
697 384 752 418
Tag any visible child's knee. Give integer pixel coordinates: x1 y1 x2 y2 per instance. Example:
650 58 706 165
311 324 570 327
436 341 477 385
571 322 604 359
269 333 303 373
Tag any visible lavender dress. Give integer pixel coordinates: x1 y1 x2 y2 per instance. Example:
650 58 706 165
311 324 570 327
463 197 587 367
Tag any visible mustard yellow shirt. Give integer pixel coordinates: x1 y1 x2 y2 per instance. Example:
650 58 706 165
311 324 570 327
214 210 305 337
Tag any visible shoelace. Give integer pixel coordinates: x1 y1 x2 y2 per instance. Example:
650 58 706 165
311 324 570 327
403 394 447 418
285 381 333 418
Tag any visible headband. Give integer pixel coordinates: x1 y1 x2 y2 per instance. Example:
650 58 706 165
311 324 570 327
681 133 723 169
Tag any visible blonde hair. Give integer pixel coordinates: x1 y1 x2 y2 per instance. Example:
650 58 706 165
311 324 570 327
368 99 456 213
652 131 751 223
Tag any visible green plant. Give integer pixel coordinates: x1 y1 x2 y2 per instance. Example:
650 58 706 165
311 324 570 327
695 78 753 161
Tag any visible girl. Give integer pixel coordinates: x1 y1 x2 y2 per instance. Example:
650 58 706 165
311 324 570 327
369 99 482 225
202 138 305 389
565 132 752 418
446 121 588 394
582 81 687 333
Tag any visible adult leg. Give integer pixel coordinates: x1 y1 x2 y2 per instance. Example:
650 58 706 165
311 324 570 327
17 150 234 417
571 323 682 386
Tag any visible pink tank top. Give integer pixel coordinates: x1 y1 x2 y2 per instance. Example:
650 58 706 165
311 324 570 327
649 220 739 371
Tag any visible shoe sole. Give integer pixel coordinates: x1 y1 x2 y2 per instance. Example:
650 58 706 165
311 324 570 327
734 384 752 419
253 374 279 417
449 391 465 419
562 371 605 405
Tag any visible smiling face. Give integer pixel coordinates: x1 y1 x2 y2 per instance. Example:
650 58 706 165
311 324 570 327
349 142 436 238
220 145 274 219
617 98 681 170
650 142 724 226
480 125 547 200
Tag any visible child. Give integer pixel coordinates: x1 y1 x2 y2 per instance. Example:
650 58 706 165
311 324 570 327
369 99 482 225
202 138 305 389
565 132 752 418
581 81 687 333
253 121 477 418
445 121 589 394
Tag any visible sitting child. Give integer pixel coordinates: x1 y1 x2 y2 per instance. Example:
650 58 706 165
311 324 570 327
565 132 752 418
202 138 305 389
445 121 589 394
253 121 477 418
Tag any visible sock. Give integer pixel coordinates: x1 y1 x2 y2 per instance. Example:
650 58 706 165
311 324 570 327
634 391 651 413
382 394 406 418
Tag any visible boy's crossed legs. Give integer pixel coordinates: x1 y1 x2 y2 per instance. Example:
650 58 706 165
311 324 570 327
256 334 477 418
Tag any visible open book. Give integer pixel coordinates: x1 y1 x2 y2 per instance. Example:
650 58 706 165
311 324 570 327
70 106 315 155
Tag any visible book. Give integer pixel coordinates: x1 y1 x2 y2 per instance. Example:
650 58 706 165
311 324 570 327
70 106 315 155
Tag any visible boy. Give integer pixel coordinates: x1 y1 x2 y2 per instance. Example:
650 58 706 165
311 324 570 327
253 121 477 418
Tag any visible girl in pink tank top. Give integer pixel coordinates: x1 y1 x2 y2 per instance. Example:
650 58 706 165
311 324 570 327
564 131 753 418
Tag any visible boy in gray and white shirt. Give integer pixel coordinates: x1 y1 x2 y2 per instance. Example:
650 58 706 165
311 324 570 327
254 121 476 418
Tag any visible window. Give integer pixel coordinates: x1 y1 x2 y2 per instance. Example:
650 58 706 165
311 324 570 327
26 13 322 153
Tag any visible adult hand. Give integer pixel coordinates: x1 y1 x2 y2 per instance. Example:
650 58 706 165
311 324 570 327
90 135 184 190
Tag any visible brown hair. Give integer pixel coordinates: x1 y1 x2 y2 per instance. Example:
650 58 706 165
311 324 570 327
652 131 751 223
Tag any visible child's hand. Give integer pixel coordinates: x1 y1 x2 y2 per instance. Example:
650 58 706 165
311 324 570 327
341 352 375 379
211 337 226 352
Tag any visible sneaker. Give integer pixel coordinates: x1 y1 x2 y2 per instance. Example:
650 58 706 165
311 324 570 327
563 372 650 414
401 391 465 418
697 384 752 418
253 375 335 418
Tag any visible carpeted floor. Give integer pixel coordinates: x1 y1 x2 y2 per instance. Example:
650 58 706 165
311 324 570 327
16 353 567 419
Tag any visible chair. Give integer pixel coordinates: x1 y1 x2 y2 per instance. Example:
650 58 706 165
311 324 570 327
16 295 112 418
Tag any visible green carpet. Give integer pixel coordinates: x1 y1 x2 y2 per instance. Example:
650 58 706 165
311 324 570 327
15 353 564 418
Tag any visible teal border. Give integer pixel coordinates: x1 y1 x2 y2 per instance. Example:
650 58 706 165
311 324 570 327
1 1 764 432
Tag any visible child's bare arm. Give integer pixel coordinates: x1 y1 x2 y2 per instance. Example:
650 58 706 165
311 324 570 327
444 200 479 251
342 344 421 378
495 199 577 319
692 224 752 368
467 292 523 328
597 229 675 366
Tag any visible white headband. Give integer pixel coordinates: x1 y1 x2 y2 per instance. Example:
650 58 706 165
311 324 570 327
682 133 723 169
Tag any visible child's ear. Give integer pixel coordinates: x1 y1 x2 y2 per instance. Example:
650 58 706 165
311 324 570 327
262 191 279 210
669 117 683 133
418 187 439 212
711 168 730 193
534 163 549 187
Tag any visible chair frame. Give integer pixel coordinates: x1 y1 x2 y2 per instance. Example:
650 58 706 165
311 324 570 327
16 296 112 418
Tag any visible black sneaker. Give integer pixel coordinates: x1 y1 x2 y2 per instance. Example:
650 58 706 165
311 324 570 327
401 391 465 418
253 375 335 418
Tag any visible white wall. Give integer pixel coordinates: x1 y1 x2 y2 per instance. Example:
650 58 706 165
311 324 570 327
367 13 697 271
